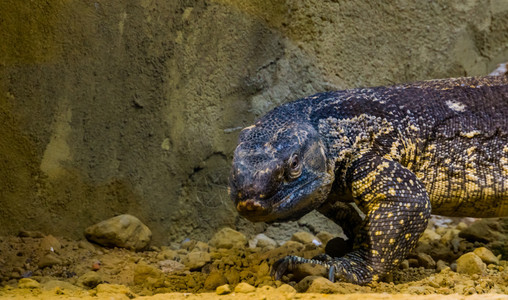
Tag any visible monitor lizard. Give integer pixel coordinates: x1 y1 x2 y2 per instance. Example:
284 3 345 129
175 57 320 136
229 75 508 284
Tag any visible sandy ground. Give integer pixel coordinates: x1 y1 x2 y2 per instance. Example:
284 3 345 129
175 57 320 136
1 217 508 299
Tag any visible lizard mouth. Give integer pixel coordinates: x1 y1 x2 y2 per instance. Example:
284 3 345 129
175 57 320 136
236 174 333 223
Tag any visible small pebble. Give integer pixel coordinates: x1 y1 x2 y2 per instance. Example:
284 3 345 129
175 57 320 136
436 260 449 272
234 282 256 293
91 261 101 271
216 284 231 295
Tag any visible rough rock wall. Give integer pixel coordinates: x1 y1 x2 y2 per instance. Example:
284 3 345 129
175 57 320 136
0 0 507 245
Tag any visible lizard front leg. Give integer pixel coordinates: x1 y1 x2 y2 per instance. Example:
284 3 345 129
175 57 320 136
273 156 431 284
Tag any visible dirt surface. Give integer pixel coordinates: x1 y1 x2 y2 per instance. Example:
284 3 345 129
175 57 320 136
1 217 508 299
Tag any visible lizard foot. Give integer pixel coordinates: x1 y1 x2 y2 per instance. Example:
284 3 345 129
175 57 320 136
271 253 373 284
271 255 327 281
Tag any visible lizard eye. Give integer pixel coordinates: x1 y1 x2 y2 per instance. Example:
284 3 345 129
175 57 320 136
288 153 302 179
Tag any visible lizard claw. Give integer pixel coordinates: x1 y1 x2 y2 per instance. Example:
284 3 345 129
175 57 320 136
328 265 336 282
271 256 292 280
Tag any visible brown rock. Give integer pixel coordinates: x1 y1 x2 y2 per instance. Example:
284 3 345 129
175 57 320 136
84 214 152 251
473 247 499 265
42 280 79 291
234 282 256 293
38 253 63 268
249 234 277 249
277 283 297 293
417 253 436 269
39 235 61 253
204 272 227 290
209 228 247 249
133 263 163 286
291 231 320 246
79 271 102 288
158 259 185 273
156 248 178 260
182 251 211 270
459 219 504 243
18 278 40 289
78 240 96 252
224 268 240 286
456 252 486 275
294 276 320 293
296 276 343 294
436 260 449 272
420 228 441 243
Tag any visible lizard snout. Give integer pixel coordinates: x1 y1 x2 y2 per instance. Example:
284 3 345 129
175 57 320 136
236 199 264 212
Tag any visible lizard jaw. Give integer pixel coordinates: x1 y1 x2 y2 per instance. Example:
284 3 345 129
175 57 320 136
236 174 333 223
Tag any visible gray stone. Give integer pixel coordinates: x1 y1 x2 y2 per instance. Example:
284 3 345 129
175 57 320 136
436 260 449 272
249 233 277 249
459 219 504 243
209 228 246 249
84 214 152 251
440 229 460 245
417 253 436 269
456 252 486 275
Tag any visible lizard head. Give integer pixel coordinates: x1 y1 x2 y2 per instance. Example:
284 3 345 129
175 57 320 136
229 120 334 223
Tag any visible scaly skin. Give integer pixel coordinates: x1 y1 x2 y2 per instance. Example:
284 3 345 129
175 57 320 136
229 75 508 284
